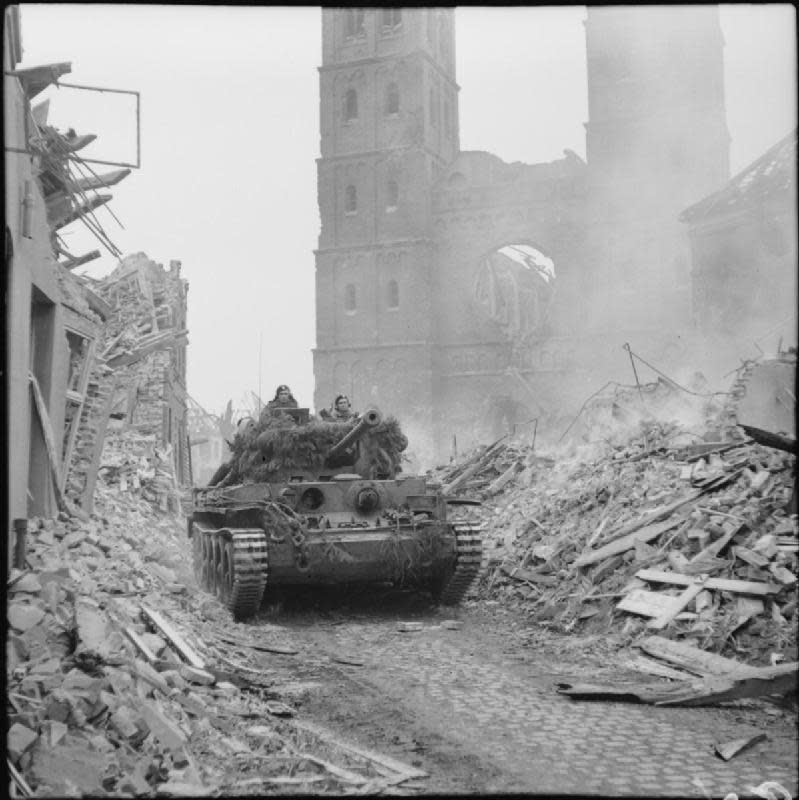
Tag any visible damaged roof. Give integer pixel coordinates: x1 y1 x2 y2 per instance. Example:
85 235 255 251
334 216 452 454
680 129 797 223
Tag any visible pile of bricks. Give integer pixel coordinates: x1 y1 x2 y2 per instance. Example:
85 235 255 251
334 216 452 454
440 373 797 668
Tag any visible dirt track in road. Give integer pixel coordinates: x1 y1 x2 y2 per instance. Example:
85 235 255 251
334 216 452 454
242 588 798 796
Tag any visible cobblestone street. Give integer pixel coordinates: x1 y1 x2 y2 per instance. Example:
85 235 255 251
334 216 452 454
259 600 798 797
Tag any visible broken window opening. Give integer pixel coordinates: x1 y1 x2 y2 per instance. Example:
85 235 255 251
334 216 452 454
381 9 402 32
65 330 90 392
345 184 358 214
344 88 358 122
344 283 357 313
385 82 400 116
473 243 556 341
345 9 366 38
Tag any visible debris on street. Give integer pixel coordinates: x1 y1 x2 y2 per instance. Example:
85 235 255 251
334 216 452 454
436 357 797 692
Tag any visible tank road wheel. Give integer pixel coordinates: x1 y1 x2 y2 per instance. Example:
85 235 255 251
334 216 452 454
438 522 484 606
219 540 234 603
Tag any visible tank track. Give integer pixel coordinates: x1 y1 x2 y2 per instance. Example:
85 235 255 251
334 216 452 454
193 526 268 621
438 522 484 605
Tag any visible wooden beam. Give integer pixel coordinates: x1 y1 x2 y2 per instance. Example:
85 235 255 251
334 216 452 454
28 372 65 510
575 517 682 567
647 575 709 630
140 604 205 669
638 635 763 678
635 568 781 596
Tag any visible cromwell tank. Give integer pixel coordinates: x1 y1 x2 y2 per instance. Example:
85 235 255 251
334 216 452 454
188 406 483 620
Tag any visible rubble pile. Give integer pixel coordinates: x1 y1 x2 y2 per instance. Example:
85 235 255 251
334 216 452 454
99 429 183 513
6 449 366 797
439 378 797 667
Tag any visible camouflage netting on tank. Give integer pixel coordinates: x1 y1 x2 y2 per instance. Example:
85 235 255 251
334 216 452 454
223 414 408 484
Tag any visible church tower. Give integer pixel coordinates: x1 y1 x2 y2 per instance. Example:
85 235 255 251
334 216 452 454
313 8 459 432
583 6 730 334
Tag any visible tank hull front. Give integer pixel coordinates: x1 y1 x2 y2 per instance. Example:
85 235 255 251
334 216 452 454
265 525 457 585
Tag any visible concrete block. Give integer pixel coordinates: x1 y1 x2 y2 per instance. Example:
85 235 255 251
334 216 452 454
8 722 38 761
8 602 46 632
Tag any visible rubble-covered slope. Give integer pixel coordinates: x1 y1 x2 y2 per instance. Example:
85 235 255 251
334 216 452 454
439 379 797 667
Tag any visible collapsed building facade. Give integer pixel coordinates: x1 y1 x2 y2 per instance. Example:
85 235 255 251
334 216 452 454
312 7 796 461
5 6 190 564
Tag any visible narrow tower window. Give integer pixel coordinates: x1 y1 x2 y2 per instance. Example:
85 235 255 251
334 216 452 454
345 9 365 38
387 280 399 309
381 9 402 31
344 88 358 122
345 184 358 214
345 283 357 312
385 82 400 115
444 99 451 137
386 179 399 210
429 88 437 126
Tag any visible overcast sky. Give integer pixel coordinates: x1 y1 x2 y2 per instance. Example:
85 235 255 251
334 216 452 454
18 4 797 417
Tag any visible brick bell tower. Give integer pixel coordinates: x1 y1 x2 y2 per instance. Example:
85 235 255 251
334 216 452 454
313 8 459 444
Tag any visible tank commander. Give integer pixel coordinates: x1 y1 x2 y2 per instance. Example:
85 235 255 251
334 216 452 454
328 394 359 421
259 384 299 423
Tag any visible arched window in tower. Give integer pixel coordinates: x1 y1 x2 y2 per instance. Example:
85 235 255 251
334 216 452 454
345 9 365 38
343 88 358 122
381 9 402 32
444 98 451 138
387 280 399 310
344 283 357 313
385 82 400 116
386 179 399 211
345 184 357 214
429 88 437 127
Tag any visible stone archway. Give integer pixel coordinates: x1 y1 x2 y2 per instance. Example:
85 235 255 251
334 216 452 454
472 242 556 342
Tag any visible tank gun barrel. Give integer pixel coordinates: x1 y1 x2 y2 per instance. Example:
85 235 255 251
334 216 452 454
326 407 382 462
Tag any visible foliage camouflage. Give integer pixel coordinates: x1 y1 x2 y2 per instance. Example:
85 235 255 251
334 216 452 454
224 412 408 484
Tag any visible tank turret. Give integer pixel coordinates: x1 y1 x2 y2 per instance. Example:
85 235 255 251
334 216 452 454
324 408 382 464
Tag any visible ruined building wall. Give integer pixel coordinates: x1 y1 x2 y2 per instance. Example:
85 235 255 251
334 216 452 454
64 253 189 514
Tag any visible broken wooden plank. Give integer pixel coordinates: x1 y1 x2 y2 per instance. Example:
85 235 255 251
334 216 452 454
616 589 677 618
291 720 429 780
486 461 520 495
575 517 682 567
140 605 205 668
740 425 796 454
732 546 770 568
556 680 690 704
635 568 781 596
500 564 557 586
647 575 710 630
623 655 694 682
689 523 745 564
28 371 66 509
715 734 767 761
638 635 763 678
123 626 158 664
559 663 797 707
295 753 368 785
656 662 797 707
